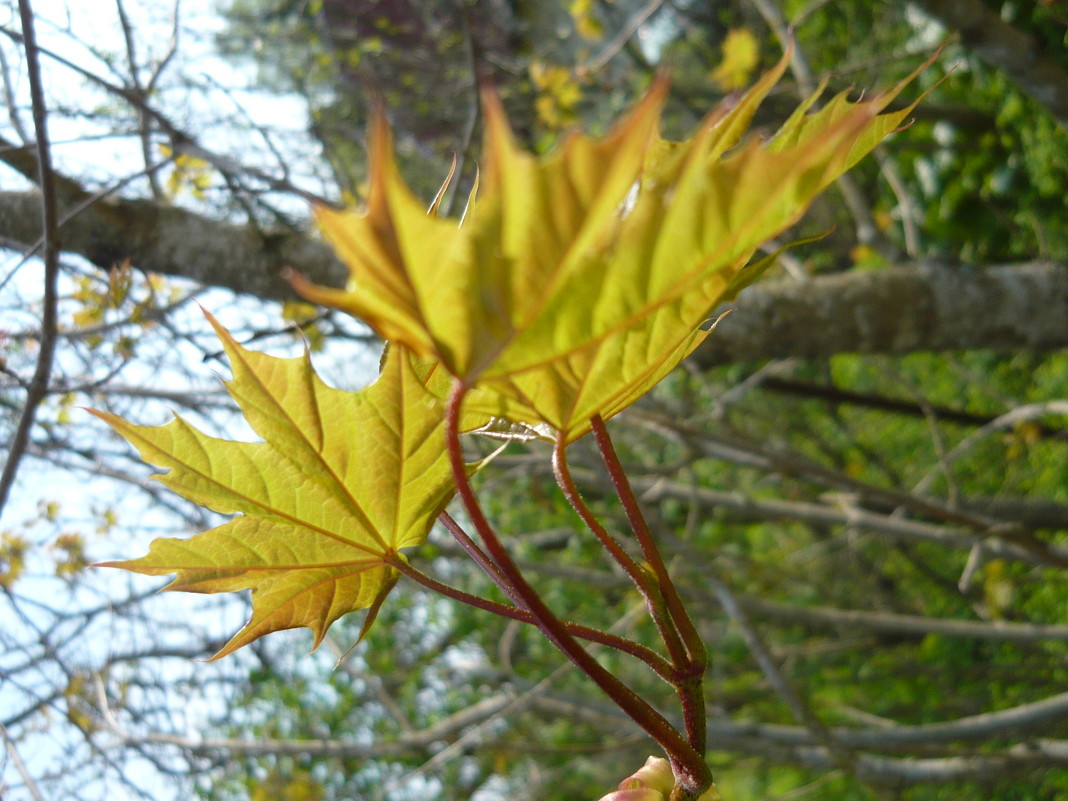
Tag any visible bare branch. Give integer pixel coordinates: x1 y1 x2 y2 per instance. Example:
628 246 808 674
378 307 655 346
736 593 1068 644
0 37 30 142
0 722 47 801
0 23 330 206
702 567 856 771
630 473 1068 568
581 0 669 73
0 0 61 515
747 0 878 246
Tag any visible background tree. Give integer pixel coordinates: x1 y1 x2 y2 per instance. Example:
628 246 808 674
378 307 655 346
2 1 1067 800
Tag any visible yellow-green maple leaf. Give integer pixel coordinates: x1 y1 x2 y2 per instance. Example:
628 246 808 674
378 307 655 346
92 312 455 659
290 47 934 441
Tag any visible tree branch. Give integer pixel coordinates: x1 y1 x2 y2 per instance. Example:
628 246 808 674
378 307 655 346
0 188 345 302
697 261 1068 367
630 473 1068 568
97 713 1068 783
3 184 1065 363
0 0 61 515
735 593 1068 644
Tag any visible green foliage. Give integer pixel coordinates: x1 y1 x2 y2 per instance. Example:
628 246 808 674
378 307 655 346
910 65 1068 261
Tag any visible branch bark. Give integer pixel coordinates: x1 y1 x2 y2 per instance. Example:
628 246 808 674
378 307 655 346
0 189 345 303
697 261 1068 367
3 187 1067 361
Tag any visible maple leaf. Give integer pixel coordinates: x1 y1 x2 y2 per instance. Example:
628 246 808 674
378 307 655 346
91 312 455 659
290 46 935 441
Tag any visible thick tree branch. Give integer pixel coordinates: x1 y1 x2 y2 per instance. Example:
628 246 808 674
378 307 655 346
0 189 345 302
698 261 1068 366
3 186 1066 360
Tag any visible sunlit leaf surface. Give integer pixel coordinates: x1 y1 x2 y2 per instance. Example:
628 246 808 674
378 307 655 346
291 48 931 441
93 312 454 658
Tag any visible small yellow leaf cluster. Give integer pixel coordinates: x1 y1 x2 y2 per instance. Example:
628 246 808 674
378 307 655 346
251 766 324 801
71 260 135 334
0 531 31 590
63 672 97 733
159 144 213 200
982 558 1015 619
530 61 584 130
52 532 89 579
710 28 761 91
569 0 604 40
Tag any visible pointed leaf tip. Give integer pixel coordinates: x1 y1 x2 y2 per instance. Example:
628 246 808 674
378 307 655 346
296 50 933 442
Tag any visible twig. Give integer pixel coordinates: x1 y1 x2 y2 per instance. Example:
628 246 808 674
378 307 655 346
0 36 30 142
876 150 920 256
580 0 669 74
0 0 62 517
442 0 483 218
141 0 180 97
747 0 879 245
0 722 46 801
115 0 163 198
913 401 1068 496
676 540 856 772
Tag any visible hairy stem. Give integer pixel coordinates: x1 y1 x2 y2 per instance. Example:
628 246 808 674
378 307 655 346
552 433 690 670
444 380 712 796
438 510 522 606
591 415 708 754
388 555 675 679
